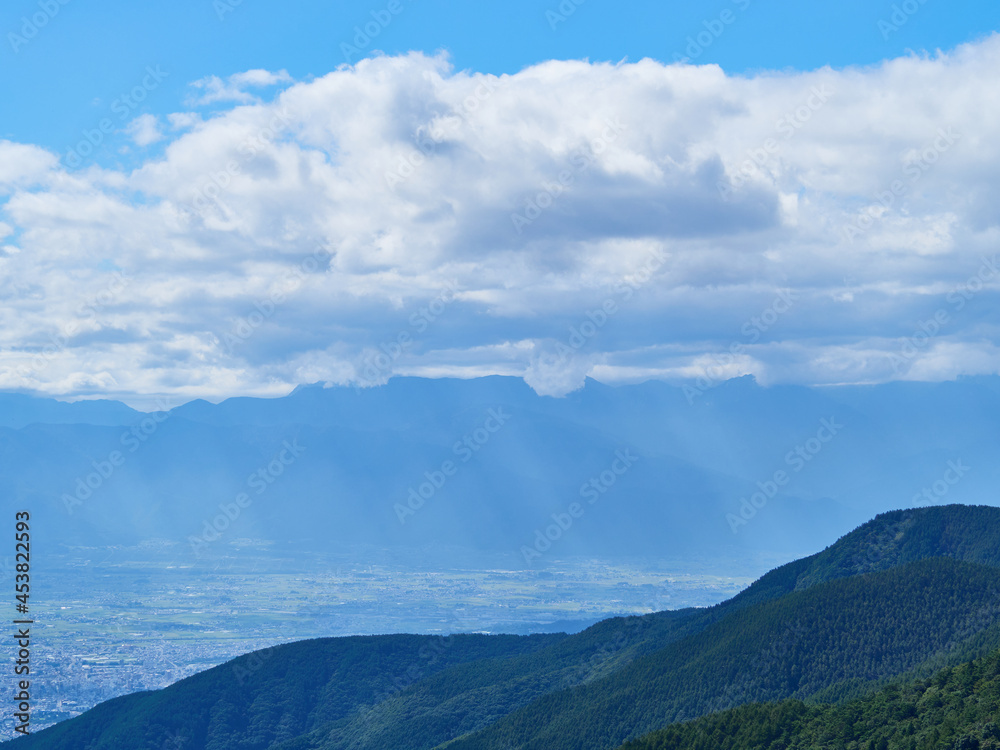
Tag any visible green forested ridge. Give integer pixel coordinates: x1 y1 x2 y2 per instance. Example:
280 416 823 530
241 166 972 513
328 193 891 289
444 557 1000 750
721 504 1000 612
14 504 1000 750
270 607 701 750
620 645 1000 750
11 632 562 750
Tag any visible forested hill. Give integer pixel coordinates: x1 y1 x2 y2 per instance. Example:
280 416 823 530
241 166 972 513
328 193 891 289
720 504 1000 612
620 643 1000 750
442 557 1000 750
9 632 565 750
13 504 1000 750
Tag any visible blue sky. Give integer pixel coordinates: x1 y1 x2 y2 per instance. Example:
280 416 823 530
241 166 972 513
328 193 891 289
2 1 1000 404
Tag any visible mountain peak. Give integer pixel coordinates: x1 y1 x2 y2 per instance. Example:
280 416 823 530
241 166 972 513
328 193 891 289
728 504 1000 610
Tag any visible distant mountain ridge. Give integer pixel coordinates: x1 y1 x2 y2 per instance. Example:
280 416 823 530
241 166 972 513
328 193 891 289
0 392 141 429
4 375 1000 562
14 504 1000 750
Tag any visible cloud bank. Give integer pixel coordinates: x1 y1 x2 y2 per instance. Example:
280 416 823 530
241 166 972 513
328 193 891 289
2 38 1000 403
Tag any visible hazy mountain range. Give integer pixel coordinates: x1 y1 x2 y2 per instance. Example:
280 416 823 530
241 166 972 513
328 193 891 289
3 375 999 564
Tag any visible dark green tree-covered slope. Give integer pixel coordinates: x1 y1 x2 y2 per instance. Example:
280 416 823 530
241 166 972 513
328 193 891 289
718 504 1000 612
443 557 1000 750
10 633 562 750
268 608 701 750
620 644 1000 750
10 611 707 750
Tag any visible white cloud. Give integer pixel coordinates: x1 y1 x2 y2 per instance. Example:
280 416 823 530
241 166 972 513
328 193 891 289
230 69 293 88
187 68 293 106
126 114 164 147
0 141 57 189
168 112 202 130
3 41 1000 403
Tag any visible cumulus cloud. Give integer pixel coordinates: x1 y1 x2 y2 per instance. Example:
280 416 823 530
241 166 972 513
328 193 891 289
126 114 164 146
0 141 57 187
2 43 1000 404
